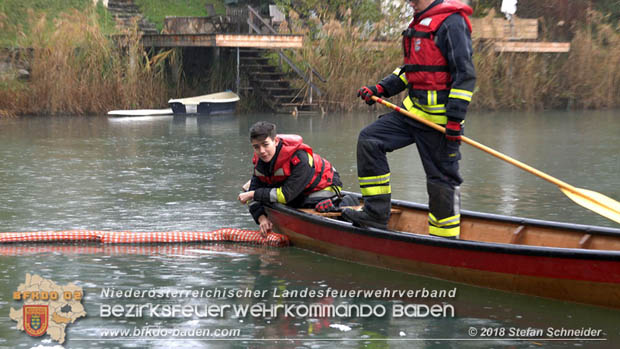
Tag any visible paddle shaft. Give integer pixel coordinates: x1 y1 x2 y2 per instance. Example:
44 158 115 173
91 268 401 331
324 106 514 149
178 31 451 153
372 96 582 196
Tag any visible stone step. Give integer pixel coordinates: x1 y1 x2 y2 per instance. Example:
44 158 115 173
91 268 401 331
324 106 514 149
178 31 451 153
107 7 140 14
252 71 285 77
105 0 158 34
112 15 143 21
107 0 137 7
107 5 140 12
264 86 295 92
108 8 140 14
240 57 270 63
241 49 319 113
254 79 291 86
242 64 276 72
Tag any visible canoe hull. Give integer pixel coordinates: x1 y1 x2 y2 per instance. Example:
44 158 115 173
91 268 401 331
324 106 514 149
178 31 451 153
266 202 620 308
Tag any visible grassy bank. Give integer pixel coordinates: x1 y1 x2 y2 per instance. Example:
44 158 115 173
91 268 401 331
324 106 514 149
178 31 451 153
133 0 226 32
0 5 174 116
0 0 116 46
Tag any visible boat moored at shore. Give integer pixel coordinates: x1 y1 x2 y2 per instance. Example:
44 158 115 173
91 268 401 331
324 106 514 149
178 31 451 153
168 91 240 115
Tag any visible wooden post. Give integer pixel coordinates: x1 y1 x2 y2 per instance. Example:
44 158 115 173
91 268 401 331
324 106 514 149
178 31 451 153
236 47 240 94
248 10 252 34
308 68 313 105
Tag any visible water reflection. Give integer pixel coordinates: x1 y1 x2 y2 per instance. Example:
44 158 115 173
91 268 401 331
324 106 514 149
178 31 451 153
1 243 618 348
1 111 619 348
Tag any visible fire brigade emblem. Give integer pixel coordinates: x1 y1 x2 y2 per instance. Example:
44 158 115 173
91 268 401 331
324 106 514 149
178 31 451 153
10 273 86 344
23 305 49 337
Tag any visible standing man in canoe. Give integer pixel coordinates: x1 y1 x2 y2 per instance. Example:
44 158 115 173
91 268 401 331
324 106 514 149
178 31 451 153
342 0 476 239
238 121 347 235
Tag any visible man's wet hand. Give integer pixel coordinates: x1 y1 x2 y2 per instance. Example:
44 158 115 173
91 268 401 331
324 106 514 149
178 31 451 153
258 215 273 237
238 191 254 204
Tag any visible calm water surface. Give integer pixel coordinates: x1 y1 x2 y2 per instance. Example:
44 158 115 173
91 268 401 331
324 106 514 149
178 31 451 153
0 110 619 348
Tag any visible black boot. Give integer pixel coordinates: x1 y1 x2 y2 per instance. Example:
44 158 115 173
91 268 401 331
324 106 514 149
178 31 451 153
341 208 388 230
339 195 359 207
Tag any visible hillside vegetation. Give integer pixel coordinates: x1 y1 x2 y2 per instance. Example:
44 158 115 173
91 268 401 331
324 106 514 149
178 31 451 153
0 0 116 45
133 0 226 32
0 0 619 116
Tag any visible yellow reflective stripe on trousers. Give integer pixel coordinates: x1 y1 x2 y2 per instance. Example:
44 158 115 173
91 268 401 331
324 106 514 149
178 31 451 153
428 213 460 237
448 88 473 102
428 225 460 237
358 173 390 186
276 187 287 204
359 174 391 196
360 185 391 196
429 213 461 226
403 96 448 125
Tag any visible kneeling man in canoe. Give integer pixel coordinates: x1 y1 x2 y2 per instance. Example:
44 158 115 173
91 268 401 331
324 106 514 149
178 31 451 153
238 121 352 235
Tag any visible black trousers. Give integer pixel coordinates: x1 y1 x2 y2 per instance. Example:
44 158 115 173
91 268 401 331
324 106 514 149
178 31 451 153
357 110 463 236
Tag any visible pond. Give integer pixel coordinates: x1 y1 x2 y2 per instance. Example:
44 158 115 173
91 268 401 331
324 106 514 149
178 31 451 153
0 109 618 348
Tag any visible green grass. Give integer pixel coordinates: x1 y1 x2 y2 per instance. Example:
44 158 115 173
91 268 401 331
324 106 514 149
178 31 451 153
134 0 226 31
0 0 227 45
0 0 117 45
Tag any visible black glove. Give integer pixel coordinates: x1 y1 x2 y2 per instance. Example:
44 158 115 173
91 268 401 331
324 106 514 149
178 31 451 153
445 120 462 143
357 84 384 105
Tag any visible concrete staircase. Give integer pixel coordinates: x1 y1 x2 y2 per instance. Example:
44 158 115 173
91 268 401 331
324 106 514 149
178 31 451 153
106 0 158 34
240 48 319 114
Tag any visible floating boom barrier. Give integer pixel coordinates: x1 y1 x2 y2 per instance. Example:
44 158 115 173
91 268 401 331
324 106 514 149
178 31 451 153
0 228 289 247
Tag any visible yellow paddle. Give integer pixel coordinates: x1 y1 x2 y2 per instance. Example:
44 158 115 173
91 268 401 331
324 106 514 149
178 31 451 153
371 95 620 224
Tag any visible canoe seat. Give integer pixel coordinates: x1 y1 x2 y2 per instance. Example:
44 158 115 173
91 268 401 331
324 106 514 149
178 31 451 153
299 206 402 217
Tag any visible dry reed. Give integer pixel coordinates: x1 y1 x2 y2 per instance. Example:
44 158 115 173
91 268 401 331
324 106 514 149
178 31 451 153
292 9 620 112
0 7 175 116
1 6 618 116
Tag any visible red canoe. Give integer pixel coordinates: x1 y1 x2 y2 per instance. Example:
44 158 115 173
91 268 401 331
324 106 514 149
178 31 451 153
266 193 620 309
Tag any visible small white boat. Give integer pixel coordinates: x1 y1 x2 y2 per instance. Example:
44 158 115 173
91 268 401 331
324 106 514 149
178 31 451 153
107 108 173 117
168 91 240 115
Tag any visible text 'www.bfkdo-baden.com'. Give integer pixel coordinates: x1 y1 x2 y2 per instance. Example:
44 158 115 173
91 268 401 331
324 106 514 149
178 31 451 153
99 326 241 338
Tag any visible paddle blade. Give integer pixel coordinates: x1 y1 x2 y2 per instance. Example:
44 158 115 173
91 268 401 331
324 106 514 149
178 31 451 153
561 187 620 224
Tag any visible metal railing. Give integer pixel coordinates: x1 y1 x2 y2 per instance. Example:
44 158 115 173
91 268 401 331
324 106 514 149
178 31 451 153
246 5 325 100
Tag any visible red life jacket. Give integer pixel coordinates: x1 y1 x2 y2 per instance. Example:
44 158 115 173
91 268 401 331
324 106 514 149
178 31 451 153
402 0 473 91
252 134 335 194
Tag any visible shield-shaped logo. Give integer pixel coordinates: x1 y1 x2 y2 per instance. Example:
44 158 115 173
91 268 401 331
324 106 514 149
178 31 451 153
23 305 48 337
